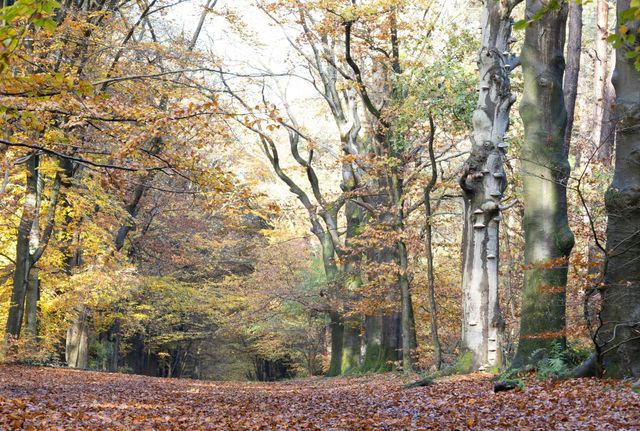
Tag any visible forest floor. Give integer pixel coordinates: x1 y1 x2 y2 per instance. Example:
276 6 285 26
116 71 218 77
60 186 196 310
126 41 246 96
0 365 639 430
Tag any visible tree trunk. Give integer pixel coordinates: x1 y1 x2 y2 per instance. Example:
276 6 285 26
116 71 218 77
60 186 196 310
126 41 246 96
513 0 574 368
362 314 393 372
5 154 39 340
391 165 416 372
341 318 361 373
595 0 640 379
563 0 582 154
593 0 615 162
65 306 90 369
424 126 442 369
459 0 519 371
340 152 364 374
399 239 413 372
23 268 39 337
323 235 344 377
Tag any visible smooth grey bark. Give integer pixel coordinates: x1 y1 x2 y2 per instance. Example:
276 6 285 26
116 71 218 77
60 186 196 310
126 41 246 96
595 0 640 379
513 0 574 368
563 0 583 155
459 0 521 370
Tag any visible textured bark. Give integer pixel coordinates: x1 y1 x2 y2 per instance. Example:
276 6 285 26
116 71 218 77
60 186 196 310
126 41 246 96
391 167 416 371
5 155 39 340
361 314 395 372
563 0 582 154
66 306 90 369
593 0 615 162
424 118 442 370
23 268 39 337
326 312 344 377
595 0 640 379
459 0 520 370
323 235 344 377
513 0 574 368
341 319 361 373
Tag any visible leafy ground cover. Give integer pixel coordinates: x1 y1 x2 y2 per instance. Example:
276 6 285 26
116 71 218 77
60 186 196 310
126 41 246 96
0 365 638 430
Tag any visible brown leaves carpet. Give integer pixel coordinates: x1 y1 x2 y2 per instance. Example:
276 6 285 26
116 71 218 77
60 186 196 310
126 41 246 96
0 365 638 430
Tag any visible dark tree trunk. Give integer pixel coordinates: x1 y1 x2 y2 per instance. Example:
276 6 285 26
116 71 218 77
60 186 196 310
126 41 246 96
5 154 39 340
423 116 442 370
595 0 640 379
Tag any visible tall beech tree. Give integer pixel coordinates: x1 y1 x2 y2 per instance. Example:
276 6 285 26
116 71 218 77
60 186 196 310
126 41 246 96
459 0 521 371
513 0 574 367
595 0 640 378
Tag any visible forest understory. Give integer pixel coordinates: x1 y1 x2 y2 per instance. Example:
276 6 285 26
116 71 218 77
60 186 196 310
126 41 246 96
1 365 639 430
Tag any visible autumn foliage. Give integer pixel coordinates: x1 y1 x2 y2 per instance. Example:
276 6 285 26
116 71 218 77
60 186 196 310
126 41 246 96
1 365 639 430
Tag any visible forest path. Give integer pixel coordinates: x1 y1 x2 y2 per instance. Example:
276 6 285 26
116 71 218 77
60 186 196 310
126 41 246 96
0 365 638 430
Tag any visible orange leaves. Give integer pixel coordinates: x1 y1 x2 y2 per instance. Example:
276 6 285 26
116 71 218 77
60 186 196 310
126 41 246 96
1 366 639 430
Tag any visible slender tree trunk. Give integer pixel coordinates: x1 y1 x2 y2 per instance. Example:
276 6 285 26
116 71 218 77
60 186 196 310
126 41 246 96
424 117 442 370
424 193 442 370
5 154 39 340
595 0 640 379
593 0 615 162
459 0 520 371
513 0 574 368
564 0 582 155
399 239 413 372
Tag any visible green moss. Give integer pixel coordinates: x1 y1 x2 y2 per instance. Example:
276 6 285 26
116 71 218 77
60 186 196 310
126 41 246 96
358 344 394 373
455 351 473 374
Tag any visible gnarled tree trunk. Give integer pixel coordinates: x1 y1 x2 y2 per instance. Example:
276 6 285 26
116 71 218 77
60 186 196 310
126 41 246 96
459 0 521 371
595 0 640 379
513 0 574 368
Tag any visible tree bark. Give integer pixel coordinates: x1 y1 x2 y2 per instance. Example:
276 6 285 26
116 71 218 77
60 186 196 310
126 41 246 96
341 318 361 373
595 0 640 379
66 306 90 368
23 268 39 337
593 0 615 162
424 117 442 370
5 154 39 340
513 0 574 368
564 0 582 155
459 0 520 371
